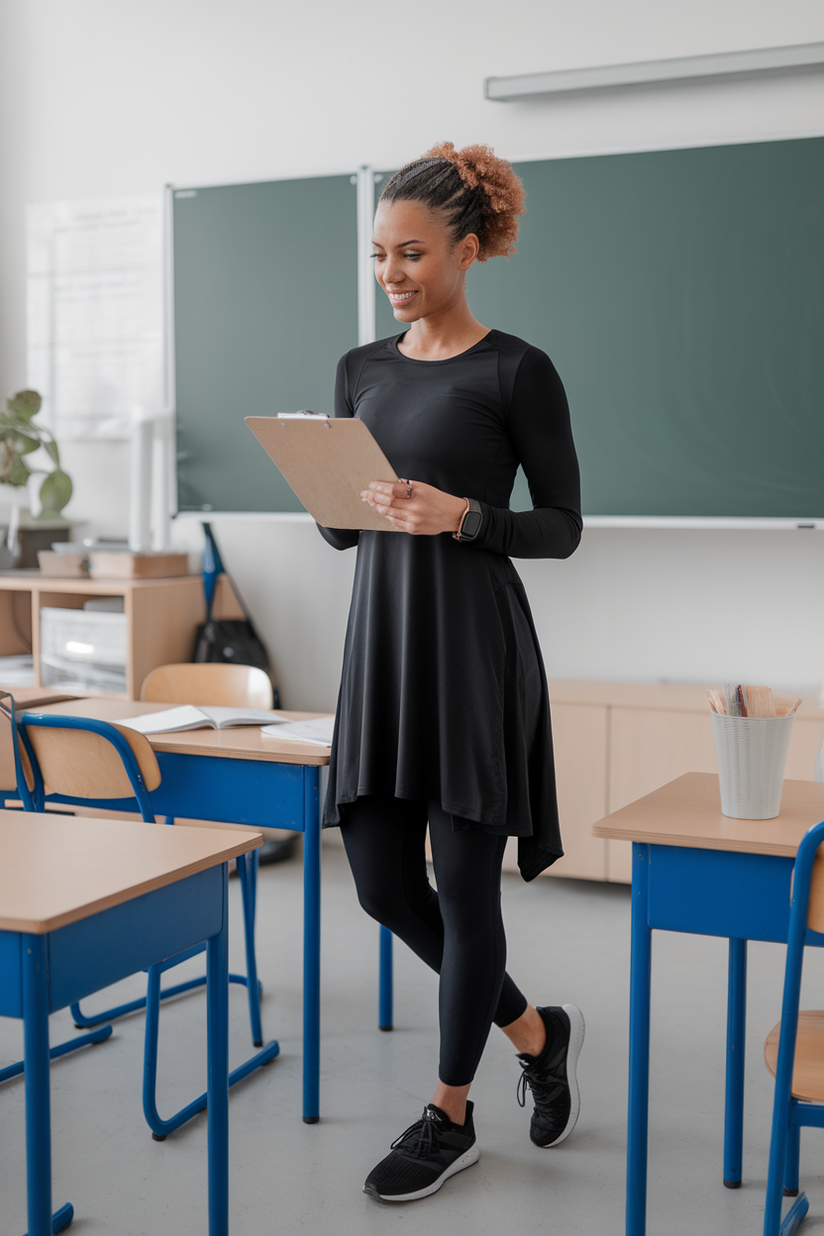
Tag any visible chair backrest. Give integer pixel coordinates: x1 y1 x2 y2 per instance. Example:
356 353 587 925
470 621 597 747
0 692 35 795
140 662 274 710
18 714 161 821
807 847 824 936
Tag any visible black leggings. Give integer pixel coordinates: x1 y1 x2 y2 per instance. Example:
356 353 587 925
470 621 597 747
341 795 528 1087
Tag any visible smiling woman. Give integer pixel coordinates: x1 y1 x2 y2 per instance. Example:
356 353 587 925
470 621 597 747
316 142 584 1205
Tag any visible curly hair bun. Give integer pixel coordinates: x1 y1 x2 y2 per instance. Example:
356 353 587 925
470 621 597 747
421 142 525 261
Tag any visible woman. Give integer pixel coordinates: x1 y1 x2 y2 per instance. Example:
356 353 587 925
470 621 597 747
318 142 584 1202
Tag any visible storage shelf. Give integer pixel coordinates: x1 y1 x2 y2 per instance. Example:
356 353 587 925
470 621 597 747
0 573 206 700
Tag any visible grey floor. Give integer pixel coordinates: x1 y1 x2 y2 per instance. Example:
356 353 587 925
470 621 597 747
3 839 824 1236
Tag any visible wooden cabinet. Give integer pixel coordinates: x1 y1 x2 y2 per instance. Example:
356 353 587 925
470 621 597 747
0 573 206 700
530 681 824 885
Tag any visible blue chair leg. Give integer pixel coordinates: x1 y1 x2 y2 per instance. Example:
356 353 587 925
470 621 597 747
235 849 264 1046
783 1122 801 1195
142 960 279 1141
778 1194 810 1236
379 926 393 1031
1 1025 112 1084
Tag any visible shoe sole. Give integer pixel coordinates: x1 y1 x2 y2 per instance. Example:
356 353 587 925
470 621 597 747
536 1003 585 1148
363 1144 480 1202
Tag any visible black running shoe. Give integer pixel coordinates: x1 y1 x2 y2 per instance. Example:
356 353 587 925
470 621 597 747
517 1004 585 1148
363 1102 479 1202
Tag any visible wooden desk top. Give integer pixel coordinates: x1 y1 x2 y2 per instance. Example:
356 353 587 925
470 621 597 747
592 773 824 857
27 698 333 767
0 811 261 934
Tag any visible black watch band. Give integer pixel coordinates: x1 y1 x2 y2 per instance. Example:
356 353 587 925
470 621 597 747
453 497 483 543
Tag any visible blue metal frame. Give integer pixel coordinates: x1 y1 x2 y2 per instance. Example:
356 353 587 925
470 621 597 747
763 817 824 1236
14 712 278 1137
625 838 816 1236
1 859 231 1233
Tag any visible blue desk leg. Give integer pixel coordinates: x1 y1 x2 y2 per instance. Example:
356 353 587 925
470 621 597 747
379 926 394 1031
206 869 230 1236
303 766 321 1123
627 844 651 1236
724 938 747 1188
22 933 74 1236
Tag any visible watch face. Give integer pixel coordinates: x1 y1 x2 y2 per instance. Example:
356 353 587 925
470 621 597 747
462 510 482 539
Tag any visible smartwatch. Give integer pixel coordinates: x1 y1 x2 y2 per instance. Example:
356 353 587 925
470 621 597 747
453 497 483 542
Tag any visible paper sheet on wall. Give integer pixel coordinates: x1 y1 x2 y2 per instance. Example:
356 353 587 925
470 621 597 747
26 195 164 440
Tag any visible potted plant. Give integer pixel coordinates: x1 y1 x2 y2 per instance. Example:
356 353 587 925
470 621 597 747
0 390 72 559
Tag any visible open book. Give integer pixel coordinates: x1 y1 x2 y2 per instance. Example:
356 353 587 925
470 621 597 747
261 717 335 747
111 705 288 735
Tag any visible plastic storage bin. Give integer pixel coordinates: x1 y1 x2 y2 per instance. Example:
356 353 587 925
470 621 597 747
40 606 127 694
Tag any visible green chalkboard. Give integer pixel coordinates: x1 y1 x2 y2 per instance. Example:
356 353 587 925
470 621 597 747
174 139 823 518
173 175 357 512
375 138 824 518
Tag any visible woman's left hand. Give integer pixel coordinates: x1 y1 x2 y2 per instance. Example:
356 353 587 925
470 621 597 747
361 480 467 536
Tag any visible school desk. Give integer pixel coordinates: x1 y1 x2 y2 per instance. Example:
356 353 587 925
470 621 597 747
0 810 260 1235
26 697 329 1123
592 772 824 1236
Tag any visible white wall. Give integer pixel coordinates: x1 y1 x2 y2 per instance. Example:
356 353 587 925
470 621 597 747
1 0 823 708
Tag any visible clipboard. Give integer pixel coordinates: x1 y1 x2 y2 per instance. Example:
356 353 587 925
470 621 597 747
245 415 401 531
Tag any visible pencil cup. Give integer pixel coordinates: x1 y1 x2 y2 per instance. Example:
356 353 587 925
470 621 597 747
711 712 795 820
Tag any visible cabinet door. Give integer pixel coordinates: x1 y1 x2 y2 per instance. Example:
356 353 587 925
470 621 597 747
542 702 609 881
606 707 719 883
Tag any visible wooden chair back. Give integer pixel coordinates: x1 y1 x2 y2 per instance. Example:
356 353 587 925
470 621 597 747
0 693 35 794
141 663 274 710
0 709 34 793
22 722 161 801
808 852 824 936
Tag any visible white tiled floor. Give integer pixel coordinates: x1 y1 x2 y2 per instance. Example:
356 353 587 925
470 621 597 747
2 840 824 1235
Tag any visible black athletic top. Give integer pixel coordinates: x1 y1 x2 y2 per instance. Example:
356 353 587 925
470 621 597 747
318 329 582 880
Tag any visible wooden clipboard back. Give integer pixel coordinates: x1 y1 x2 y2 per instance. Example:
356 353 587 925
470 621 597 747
244 416 401 531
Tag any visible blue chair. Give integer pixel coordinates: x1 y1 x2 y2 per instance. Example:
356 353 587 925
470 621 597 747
14 709 279 1139
763 814 824 1236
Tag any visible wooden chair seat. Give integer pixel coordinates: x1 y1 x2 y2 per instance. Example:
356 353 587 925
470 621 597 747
765 1011 824 1103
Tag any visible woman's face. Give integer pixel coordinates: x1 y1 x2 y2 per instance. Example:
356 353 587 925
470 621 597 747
371 199 478 324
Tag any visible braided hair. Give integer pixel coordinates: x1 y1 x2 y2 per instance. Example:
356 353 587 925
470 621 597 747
379 142 526 263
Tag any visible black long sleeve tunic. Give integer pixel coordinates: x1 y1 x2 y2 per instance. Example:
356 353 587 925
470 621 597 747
318 329 582 880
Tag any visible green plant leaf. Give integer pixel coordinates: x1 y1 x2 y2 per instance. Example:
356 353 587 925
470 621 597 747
7 390 42 421
38 468 72 515
13 433 41 456
6 455 32 487
43 437 60 466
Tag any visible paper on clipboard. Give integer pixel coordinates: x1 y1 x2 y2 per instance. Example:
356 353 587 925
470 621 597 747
244 416 401 530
